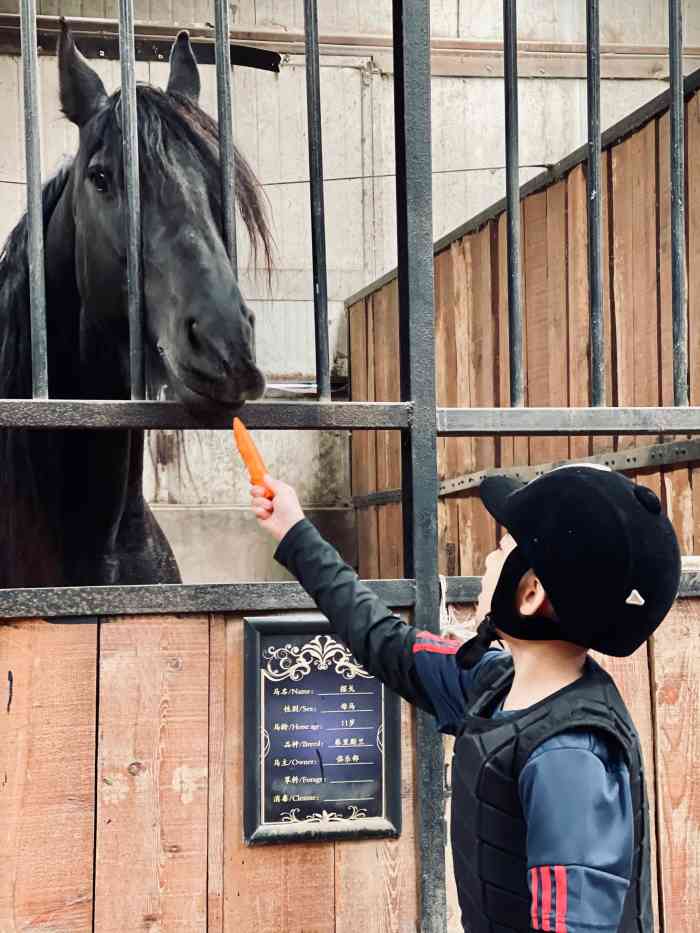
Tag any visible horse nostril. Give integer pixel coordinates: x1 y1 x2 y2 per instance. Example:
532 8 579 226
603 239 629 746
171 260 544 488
186 318 201 351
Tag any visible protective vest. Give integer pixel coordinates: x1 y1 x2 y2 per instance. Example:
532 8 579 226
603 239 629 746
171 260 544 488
450 655 653 933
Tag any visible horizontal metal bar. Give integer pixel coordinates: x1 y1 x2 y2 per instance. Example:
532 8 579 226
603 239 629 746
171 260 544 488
0 579 416 620
345 64 700 310
0 14 281 70
3 565 699 620
0 400 410 430
438 407 700 436
354 438 700 504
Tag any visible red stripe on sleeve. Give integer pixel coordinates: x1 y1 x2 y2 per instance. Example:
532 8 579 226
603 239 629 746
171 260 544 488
412 632 459 655
530 867 540 929
554 865 568 933
540 866 552 931
412 642 459 655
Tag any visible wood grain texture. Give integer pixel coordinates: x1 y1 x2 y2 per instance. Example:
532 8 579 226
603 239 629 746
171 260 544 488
94 616 210 932
651 600 700 932
566 164 592 460
0 620 97 933
223 617 336 933
208 615 226 933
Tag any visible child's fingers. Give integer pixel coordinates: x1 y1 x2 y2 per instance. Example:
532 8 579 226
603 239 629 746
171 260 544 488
250 484 267 497
254 507 271 520
252 496 273 511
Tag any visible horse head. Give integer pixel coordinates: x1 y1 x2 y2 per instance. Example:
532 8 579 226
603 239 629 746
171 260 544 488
56 22 271 409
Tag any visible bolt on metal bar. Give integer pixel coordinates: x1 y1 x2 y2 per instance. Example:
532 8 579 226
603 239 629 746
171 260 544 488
392 1 446 930
586 0 605 406
213 0 237 269
118 0 144 399
20 0 48 398
669 0 688 406
503 0 524 407
303 0 331 401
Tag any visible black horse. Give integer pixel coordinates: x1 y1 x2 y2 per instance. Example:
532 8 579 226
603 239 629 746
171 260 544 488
0 23 273 587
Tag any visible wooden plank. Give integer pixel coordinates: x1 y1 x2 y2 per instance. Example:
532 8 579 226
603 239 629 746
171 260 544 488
593 645 660 928
223 616 336 931
335 677 419 931
566 164 592 460
435 247 461 576
94 616 210 932
652 599 700 932
350 299 380 578
590 148 616 456
0 620 96 932
208 615 226 933
374 279 403 580
496 212 515 470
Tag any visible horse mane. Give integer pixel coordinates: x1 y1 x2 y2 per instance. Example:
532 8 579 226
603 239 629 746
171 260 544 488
0 166 71 399
85 85 274 274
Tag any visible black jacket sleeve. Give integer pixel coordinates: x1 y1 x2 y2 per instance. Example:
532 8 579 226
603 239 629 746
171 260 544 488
274 518 433 711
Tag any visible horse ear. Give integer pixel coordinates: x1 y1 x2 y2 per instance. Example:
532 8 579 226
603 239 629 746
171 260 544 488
167 31 201 104
58 19 108 127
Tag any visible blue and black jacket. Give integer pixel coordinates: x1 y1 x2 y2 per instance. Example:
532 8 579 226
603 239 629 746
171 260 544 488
275 519 642 933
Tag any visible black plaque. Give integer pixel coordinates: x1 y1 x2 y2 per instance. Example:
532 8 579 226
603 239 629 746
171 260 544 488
244 615 401 844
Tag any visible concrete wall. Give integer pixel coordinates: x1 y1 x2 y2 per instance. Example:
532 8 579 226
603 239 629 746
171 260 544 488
0 1 697 581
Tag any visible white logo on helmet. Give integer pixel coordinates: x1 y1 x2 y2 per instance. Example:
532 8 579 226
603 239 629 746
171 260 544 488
625 589 645 607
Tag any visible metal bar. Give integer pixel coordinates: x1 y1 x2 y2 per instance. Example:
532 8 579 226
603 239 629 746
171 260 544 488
4 566 700 620
0 399 411 429
0 579 416 620
213 0 237 267
19 0 48 398
118 0 144 399
392 1 445 929
586 0 604 405
303 0 331 401
438 406 700 436
503 0 524 407
669 0 688 406
344 68 700 312
355 438 700 503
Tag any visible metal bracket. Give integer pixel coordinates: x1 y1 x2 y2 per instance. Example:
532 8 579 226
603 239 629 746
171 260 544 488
352 438 700 507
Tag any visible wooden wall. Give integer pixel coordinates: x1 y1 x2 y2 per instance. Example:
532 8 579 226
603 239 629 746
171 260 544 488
348 82 700 931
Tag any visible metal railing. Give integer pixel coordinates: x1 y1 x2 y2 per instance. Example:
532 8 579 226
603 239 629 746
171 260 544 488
7 0 698 929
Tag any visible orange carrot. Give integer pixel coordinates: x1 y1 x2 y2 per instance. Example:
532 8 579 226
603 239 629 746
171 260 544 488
233 417 273 498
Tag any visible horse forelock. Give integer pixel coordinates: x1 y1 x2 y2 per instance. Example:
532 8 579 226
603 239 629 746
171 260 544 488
88 85 273 275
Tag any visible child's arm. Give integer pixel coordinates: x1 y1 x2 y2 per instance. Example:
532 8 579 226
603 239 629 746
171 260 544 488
520 732 633 933
250 476 500 727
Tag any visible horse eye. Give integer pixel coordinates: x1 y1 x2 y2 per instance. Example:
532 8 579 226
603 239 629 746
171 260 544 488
88 167 109 193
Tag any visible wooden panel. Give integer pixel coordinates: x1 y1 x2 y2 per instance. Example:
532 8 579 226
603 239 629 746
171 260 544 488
566 164 591 460
593 645 660 926
658 110 694 553
590 148 616 456
374 280 403 580
435 247 461 576
0 620 96 932
223 617 336 932
94 617 210 932
208 616 226 933
350 299 379 578
334 688 419 932
652 600 700 932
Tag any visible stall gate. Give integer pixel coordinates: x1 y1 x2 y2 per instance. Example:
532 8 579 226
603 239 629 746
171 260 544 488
0 1 698 931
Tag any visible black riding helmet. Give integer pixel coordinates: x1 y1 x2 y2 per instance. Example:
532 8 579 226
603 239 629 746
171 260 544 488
457 464 681 669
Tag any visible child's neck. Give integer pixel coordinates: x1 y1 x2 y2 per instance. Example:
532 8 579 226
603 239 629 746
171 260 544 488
502 638 588 711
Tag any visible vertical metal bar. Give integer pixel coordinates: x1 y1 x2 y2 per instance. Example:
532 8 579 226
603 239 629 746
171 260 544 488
393 2 445 931
503 0 524 407
118 0 144 399
303 0 331 401
214 0 238 269
669 0 688 406
20 0 48 398
587 0 605 406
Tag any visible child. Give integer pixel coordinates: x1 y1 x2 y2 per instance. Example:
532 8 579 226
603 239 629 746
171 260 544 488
250 464 680 933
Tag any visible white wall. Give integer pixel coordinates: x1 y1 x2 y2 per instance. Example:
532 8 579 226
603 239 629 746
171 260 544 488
0 0 693 581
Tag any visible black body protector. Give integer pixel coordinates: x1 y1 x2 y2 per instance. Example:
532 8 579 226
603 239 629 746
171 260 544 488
450 653 652 933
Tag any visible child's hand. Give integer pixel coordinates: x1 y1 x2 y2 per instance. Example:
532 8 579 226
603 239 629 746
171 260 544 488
250 474 305 542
